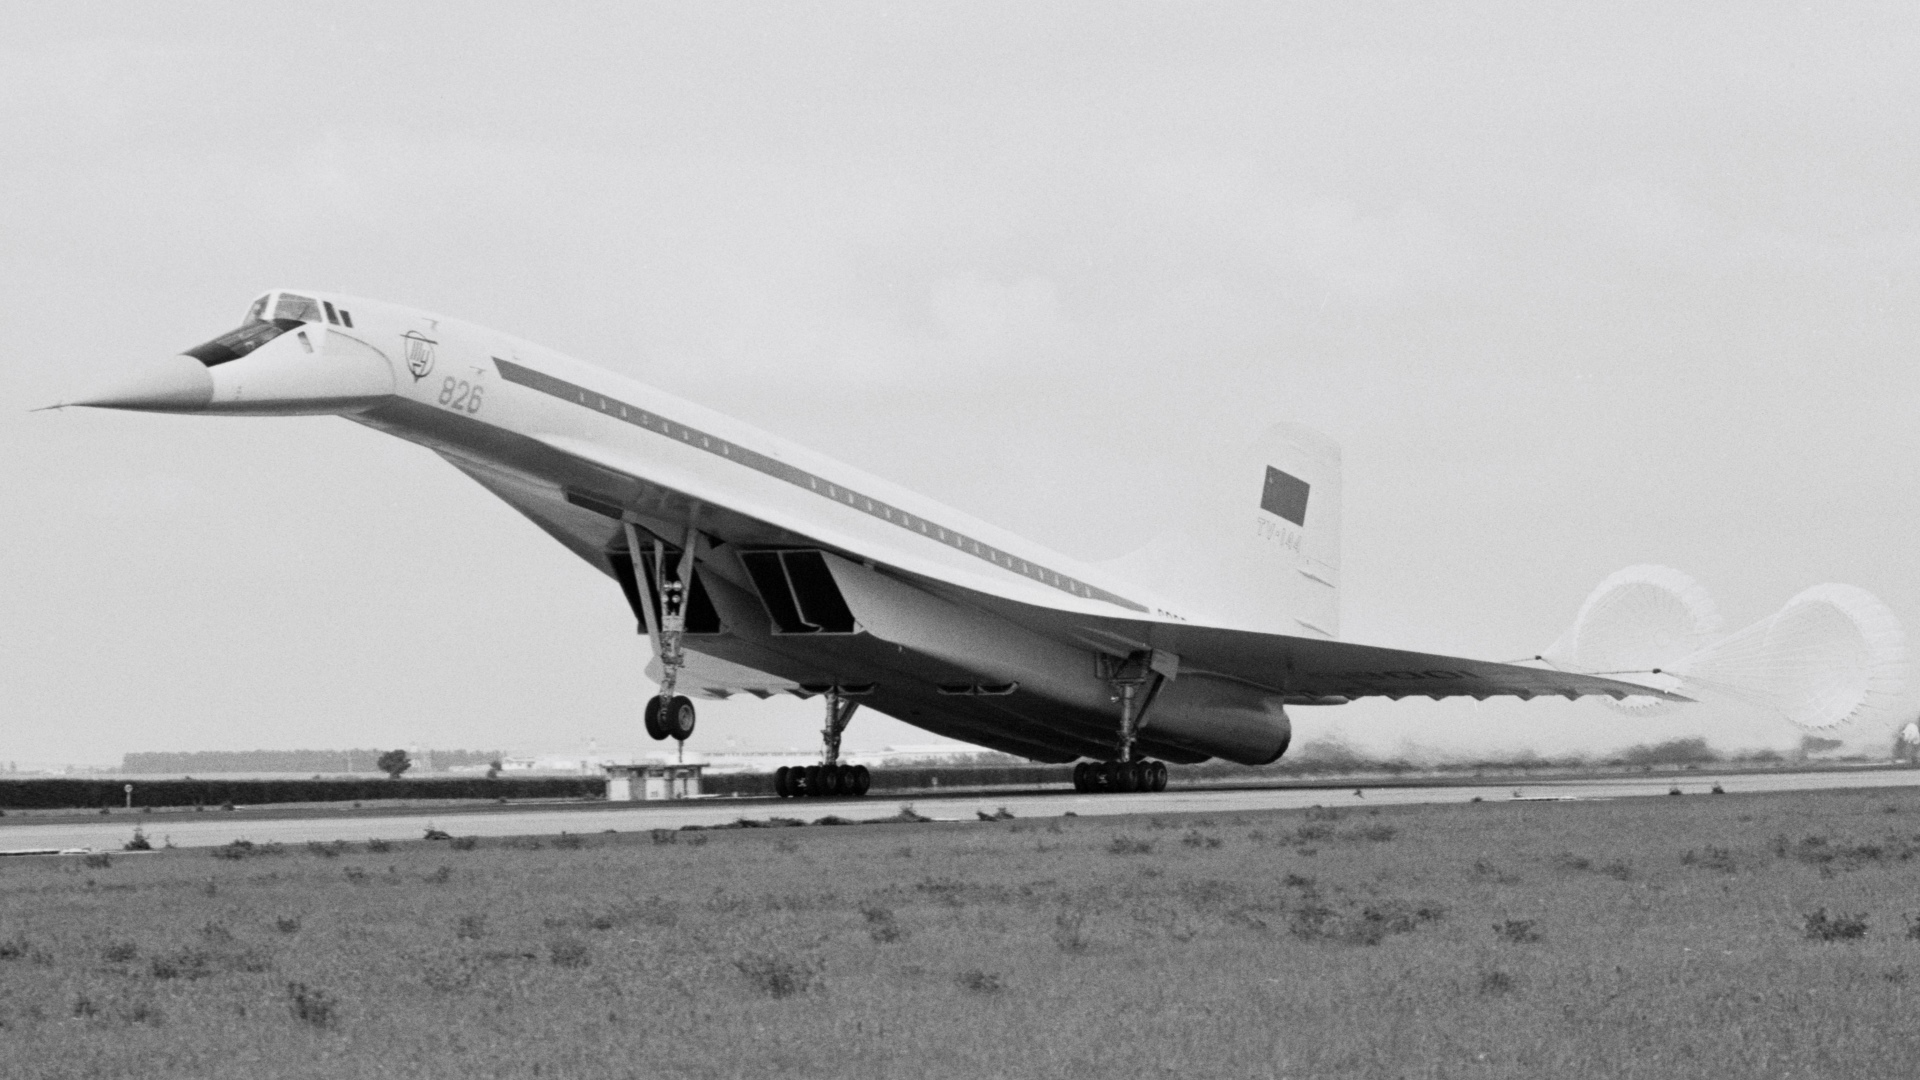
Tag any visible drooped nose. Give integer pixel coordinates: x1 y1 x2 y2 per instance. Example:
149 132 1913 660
66 354 215 412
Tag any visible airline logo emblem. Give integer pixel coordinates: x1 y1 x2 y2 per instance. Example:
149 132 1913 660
1260 466 1310 526
402 331 437 381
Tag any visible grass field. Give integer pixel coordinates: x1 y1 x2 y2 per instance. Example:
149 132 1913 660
5 787 1920 1079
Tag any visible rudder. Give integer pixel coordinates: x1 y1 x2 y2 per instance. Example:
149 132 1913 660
1101 423 1341 636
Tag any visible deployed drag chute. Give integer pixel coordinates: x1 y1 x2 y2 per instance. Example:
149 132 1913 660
1545 568 1906 730
1541 565 1720 714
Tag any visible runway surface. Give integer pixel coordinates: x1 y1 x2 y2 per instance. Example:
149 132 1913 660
7 767 1920 854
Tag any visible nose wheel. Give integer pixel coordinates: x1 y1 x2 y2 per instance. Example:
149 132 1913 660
1072 759 1168 793
644 694 696 742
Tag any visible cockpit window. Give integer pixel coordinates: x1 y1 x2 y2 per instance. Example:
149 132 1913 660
273 293 323 323
182 318 304 367
242 294 271 327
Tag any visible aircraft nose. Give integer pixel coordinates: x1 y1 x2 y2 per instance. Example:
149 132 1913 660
65 354 216 412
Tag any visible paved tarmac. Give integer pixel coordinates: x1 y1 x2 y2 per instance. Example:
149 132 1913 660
7 766 1920 854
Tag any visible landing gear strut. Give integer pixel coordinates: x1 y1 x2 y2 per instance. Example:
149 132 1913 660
1073 650 1175 794
774 686 873 798
625 521 699 748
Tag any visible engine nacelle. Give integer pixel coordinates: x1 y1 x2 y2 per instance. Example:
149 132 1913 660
1141 675 1292 765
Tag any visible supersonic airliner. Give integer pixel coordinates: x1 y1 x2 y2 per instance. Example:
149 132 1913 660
59 290 1680 798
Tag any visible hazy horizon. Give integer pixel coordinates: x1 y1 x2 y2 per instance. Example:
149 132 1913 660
6 4 1919 766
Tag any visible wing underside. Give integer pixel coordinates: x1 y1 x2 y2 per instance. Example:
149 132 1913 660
431 433 1681 765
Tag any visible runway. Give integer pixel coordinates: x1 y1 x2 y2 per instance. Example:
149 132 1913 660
7 766 1920 854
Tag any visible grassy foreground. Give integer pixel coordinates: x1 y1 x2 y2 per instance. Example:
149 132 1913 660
5 789 1920 1079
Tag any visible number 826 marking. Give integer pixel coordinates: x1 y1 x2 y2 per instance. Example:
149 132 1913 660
438 377 483 414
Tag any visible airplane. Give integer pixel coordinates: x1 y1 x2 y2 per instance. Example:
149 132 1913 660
53 289 1684 798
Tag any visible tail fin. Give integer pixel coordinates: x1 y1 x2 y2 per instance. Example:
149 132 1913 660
1101 423 1342 636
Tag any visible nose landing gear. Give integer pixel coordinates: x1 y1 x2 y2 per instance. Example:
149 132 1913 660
625 521 700 749
774 685 873 798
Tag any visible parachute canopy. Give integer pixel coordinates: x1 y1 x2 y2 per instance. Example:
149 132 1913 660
1544 567 1905 730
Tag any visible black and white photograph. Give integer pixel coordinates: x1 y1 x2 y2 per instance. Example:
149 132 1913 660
5 3 1920 1076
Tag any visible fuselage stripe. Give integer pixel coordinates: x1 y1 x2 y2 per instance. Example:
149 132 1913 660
492 358 1148 612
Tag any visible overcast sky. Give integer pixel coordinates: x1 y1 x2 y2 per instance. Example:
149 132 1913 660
5 3 1918 767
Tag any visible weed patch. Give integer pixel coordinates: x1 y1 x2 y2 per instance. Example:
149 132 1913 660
1803 908 1868 941
956 969 1004 994
1682 846 1737 873
286 982 338 1029
1493 919 1543 944
548 937 589 968
861 905 904 943
733 953 815 997
1054 906 1091 953
1108 835 1153 855
1289 897 1443 945
149 948 214 980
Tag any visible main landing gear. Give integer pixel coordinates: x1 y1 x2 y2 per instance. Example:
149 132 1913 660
1074 759 1168 793
774 686 872 798
625 521 699 748
1074 649 1177 795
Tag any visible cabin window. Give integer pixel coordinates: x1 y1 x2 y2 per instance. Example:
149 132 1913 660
337 309 354 328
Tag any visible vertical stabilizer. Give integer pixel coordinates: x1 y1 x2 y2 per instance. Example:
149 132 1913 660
1102 423 1342 637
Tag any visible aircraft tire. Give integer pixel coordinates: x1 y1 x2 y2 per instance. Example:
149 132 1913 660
851 764 871 796
1072 762 1090 792
1114 763 1138 793
665 696 696 741
773 766 792 798
821 765 843 796
804 765 822 795
1151 761 1168 792
1132 762 1152 792
644 697 668 741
